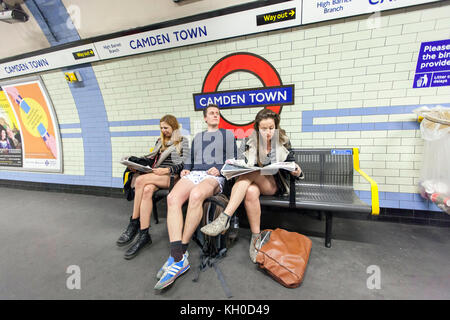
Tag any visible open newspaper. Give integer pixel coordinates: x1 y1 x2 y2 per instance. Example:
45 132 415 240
220 159 296 180
120 157 153 173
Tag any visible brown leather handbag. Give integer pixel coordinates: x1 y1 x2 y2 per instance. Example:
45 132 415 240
255 228 312 288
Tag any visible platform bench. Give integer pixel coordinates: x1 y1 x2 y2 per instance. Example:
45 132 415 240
259 148 379 248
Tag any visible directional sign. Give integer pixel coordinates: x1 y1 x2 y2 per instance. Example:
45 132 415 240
256 8 296 26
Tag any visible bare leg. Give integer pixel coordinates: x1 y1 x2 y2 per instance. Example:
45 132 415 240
222 171 258 216
132 173 170 219
224 171 277 217
139 184 157 230
200 172 277 237
244 183 262 234
182 178 219 244
166 178 195 242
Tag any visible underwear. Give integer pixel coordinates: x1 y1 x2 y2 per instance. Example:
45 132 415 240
182 170 225 194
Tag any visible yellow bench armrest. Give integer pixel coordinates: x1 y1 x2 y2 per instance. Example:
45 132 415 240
353 148 380 215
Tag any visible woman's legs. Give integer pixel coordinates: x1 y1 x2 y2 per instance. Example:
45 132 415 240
222 171 258 216
201 171 277 236
139 184 158 230
132 173 171 221
244 179 277 263
117 173 170 248
244 183 262 234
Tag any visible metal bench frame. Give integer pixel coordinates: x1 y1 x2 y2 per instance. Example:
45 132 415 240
259 148 379 248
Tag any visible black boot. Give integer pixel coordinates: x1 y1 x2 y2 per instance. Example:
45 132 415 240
124 229 152 260
116 217 140 247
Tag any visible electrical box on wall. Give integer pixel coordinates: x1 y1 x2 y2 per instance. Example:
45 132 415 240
64 71 82 83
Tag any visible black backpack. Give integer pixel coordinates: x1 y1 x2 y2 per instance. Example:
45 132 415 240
192 193 239 298
123 168 136 201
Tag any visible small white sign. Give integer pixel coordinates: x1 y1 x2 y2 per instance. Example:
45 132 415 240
302 0 441 24
94 1 302 61
0 44 99 79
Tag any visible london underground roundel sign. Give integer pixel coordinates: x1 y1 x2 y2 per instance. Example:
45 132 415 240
194 52 294 139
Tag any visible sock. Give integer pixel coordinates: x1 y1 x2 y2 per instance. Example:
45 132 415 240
182 242 189 254
170 241 183 262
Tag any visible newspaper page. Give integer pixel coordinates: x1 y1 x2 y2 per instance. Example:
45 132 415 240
221 159 296 180
120 157 153 173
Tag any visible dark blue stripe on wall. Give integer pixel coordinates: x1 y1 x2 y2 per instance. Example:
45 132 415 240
59 123 81 129
301 104 448 132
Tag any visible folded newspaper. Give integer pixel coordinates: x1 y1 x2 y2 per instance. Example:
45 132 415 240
120 157 153 173
220 159 296 180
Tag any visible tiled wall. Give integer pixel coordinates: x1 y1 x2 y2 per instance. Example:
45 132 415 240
1 1 450 213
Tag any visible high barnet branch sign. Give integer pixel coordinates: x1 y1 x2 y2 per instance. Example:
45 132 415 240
193 53 295 139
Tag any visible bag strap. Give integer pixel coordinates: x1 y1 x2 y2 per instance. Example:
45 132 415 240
192 247 232 298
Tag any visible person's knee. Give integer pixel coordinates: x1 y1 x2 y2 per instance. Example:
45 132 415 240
142 185 156 199
189 188 207 206
245 185 260 202
134 175 144 189
167 191 181 208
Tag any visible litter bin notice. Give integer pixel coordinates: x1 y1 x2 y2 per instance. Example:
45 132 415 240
414 39 450 89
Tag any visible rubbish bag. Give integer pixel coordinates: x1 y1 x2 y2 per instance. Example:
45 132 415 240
413 106 450 214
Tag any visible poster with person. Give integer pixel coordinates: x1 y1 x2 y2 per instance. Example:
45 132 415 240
0 77 62 172
0 90 23 167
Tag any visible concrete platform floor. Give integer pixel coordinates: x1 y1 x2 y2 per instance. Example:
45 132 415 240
0 186 449 300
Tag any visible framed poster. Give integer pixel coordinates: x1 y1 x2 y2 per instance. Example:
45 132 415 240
0 77 62 172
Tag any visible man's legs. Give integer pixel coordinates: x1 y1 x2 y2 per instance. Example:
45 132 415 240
182 178 219 244
154 176 219 290
166 178 195 242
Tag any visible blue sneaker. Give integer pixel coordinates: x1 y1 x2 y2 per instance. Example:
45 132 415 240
156 251 189 280
154 253 190 290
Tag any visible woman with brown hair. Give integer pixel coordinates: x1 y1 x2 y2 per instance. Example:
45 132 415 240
200 108 304 262
116 115 188 259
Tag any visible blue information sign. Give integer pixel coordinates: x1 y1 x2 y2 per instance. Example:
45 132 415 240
414 39 450 88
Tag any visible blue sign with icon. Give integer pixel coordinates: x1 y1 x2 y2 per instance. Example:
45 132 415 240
414 39 450 88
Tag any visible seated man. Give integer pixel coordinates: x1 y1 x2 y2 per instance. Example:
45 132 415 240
154 104 237 290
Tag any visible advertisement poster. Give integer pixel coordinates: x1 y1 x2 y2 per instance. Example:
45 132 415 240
0 78 62 172
0 90 22 167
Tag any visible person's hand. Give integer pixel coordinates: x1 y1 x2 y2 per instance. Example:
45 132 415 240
153 167 170 176
291 164 302 177
207 167 220 177
180 170 190 177
128 167 137 173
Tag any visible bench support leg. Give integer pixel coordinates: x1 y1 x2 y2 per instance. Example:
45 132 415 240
153 201 159 224
325 212 332 248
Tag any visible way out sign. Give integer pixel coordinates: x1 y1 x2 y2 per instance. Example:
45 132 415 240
193 52 295 138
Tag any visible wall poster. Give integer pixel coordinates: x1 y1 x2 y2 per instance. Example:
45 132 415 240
0 77 62 172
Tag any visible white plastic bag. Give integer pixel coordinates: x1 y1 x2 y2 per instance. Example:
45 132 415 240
413 106 450 214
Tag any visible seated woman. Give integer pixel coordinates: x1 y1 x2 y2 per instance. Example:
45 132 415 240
116 115 188 260
200 108 304 262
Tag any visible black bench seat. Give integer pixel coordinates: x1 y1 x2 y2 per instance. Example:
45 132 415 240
259 148 379 248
